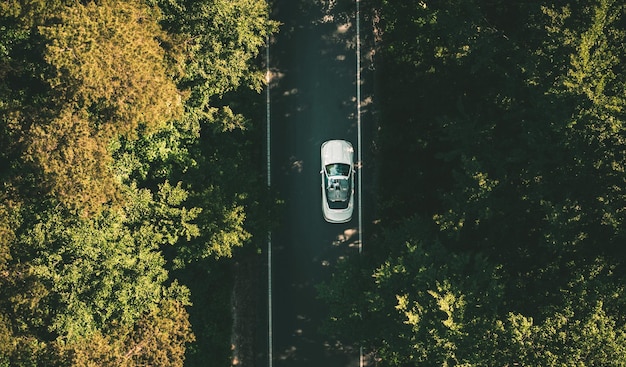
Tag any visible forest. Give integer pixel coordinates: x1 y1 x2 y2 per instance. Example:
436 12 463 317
3 0 626 366
319 0 626 366
0 0 276 365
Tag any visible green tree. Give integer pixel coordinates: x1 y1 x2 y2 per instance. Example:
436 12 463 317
0 182 198 365
31 0 183 212
154 0 278 113
21 182 197 341
1 0 278 364
2 0 185 213
320 219 506 366
322 0 626 364
64 299 194 367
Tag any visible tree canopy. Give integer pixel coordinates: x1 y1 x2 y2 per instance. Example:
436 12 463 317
320 0 626 365
0 0 276 365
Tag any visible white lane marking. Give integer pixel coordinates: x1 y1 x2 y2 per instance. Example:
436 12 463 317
266 34 273 367
360 346 364 367
266 38 272 189
267 231 273 367
356 0 364 365
356 0 362 257
356 0 363 367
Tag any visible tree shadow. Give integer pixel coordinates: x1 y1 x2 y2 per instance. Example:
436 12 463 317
267 1 370 366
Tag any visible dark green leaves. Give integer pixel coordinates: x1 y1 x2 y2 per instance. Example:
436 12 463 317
322 0 626 365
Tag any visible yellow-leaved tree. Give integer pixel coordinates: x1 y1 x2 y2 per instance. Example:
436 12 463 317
24 0 184 212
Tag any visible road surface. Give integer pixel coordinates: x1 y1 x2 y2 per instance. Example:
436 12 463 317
268 0 364 366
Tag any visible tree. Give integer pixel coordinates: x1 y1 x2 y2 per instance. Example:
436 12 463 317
40 0 184 136
21 182 197 340
153 0 278 112
2 0 185 213
0 182 198 365
65 299 194 367
319 0 626 364
321 218 626 366
1 0 278 364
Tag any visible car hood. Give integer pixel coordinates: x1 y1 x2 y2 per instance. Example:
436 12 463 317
321 140 353 166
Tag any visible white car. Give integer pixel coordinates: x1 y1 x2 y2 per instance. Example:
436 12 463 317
320 140 355 223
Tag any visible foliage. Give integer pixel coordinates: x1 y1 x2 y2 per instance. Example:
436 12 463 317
0 0 276 364
40 0 184 137
321 218 626 366
320 0 626 365
64 299 194 367
153 0 278 111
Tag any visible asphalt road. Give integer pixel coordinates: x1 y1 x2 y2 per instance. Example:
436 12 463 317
269 0 363 366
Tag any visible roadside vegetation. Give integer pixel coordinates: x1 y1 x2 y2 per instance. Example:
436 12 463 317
319 0 626 365
0 0 276 365
5 0 626 366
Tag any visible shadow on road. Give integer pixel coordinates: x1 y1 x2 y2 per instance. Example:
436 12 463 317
266 0 371 366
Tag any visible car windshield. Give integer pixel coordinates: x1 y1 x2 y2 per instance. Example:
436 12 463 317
325 163 350 176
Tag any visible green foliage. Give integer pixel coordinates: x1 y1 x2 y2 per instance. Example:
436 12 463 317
25 108 118 213
1 0 277 364
0 0 69 28
0 197 17 273
321 219 505 366
0 185 198 364
64 299 194 367
1 181 196 340
40 0 184 136
319 0 626 364
3 0 186 213
110 119 253 265
153 0 278 112
190 0 272 95
322 219 626 366
497 301 626 366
